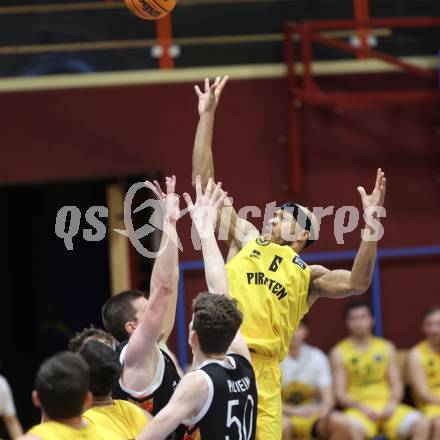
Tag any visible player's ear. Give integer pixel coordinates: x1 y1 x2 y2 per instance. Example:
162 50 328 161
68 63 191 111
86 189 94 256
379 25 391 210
298 229 310 246
189 329 198 350
32 390 41 408
125 321 136 336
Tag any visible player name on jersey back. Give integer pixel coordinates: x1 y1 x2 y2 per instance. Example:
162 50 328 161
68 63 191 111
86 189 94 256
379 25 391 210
227 376 251 393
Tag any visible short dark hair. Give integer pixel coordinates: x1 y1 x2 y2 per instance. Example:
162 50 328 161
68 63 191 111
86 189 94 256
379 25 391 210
281 202 316 248
423 306 440 321
192 293 243 355
102 290 145 342
79 340 121 397
344 301 373 319
68 325 115 353
35 352 89 420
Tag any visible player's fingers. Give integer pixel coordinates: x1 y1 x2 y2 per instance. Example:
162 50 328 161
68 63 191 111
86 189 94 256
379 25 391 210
214 191 227 210
211 181 222 201
183 193 194 210
153 180 165 198
165 176 173 194
195 175 202 199
357 186 367 199
172 175 177 192
217 75 229 93
213 76 221 87
375 168 382 189
144 181 161 199
194 85 202 97
204 78 209 93
205 177 214 198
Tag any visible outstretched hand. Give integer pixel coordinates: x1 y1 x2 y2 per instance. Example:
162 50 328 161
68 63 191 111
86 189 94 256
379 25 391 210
145 175 180 223
183 176 226 237
357 168 386 211
194 76 229 115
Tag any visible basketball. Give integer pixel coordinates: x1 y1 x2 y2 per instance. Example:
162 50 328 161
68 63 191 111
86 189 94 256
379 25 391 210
124 0 176 20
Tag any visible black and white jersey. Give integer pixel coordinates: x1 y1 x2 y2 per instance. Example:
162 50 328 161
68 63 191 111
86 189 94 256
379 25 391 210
113 341 180 415
113 341 185 439
184 354 257 440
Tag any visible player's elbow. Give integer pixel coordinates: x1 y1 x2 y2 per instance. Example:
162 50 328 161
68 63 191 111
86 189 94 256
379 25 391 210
349 280 370 295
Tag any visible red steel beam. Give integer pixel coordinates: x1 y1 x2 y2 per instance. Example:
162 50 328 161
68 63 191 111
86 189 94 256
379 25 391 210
310 32 437 80
292 89 439 106
284 16 440 193
155 14 174 69
353 0 370 58
285 17 440 32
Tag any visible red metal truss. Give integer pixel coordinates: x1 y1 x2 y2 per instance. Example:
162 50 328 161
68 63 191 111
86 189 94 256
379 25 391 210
283 17 440 192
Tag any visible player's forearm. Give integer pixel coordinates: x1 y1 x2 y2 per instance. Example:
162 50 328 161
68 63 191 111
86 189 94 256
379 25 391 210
320 387 335 412
416 389 440 405
388 384 403 406
137 414 178 440
349 225 378 293
150 220 179 294
4 416 23 438
192 112 215 188
282 403 320 417
200 232 228 295
336 392 365 411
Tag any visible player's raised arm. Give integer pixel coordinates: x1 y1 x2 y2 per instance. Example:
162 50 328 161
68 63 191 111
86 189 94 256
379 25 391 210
308 169 386 305
192 76 228 187
136 372 208 440
123 176 180 390
147 179 180 344
192 77 258 253
184 176 251 361
184 176 228 293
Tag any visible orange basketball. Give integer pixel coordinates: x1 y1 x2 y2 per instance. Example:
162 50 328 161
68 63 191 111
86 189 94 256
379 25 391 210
124 0 176 20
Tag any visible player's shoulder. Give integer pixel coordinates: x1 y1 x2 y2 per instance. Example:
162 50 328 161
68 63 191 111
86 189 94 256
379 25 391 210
0 375 10 392
373 336 393 350
409 340 427 359
227 352 253 371
333 337 349 351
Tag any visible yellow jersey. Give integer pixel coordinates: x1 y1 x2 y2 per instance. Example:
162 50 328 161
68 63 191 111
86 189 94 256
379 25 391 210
226 238 310 361
83 399 149 439
415 340 440 403
28 420 121 439
337 337 390 405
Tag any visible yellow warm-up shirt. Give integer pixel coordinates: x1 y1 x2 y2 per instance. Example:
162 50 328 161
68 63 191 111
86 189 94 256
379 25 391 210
226 237 310 361
415 341 440 406
337 337 391 405
83 399 149 439
29 420 121 439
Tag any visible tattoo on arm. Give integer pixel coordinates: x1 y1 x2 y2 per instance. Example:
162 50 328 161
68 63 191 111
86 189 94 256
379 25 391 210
365 261 372 279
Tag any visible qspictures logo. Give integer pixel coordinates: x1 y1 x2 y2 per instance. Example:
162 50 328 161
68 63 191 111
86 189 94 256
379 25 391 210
54 182 386 258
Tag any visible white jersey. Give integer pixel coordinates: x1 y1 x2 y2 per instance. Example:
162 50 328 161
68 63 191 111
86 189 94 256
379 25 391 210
281 344 331 405
0 375 16 416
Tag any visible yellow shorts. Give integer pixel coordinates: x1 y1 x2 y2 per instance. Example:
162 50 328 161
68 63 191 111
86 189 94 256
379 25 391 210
250 352 282 440
289 415 318 439
345 402 421 439
421 404 440 419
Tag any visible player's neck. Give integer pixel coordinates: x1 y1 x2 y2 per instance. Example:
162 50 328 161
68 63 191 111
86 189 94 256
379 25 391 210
350 334 372 347
193 351 227 367
428 339 440 353
46 415 87 429
92 395 113 407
